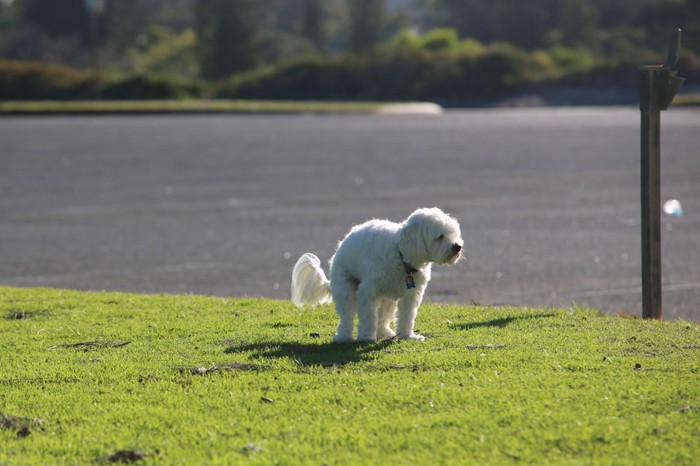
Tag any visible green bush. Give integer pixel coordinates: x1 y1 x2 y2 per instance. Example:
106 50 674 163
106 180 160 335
677 50 700 82
99 74 204 100
124 27 199 78
547 46 595 71
0 60 96 100
0 60 204 100
389 28 422 52
420 28 460 52
217 44 552 104
473 44 543 92
218 54 388 101
455 37 485 56
389 28 484 57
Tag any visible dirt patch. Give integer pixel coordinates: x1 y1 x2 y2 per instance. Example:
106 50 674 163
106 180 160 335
0 411 44 438
465 344 507 350
107 449 149 463
4 309 50 320
184 362 266 375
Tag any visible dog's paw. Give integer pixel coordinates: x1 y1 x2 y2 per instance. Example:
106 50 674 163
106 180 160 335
377 328 397 340
398 333 425 341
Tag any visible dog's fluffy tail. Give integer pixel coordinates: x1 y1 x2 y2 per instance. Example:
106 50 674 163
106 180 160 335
291 253 332 307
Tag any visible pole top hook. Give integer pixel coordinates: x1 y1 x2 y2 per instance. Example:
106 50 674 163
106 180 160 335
664 28 682 68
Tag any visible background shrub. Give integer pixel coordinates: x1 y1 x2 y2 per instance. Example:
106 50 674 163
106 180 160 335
0 60 204 100
99 74 204 100
0 60 96 100
216 44 552 104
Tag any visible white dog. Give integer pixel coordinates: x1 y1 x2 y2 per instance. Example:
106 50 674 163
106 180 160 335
291 207 463 342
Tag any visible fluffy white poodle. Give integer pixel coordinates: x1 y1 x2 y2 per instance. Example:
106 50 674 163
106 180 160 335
291 207 463 342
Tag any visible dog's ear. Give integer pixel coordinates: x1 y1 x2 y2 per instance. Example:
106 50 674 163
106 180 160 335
400 211 428 255
399 218 416 251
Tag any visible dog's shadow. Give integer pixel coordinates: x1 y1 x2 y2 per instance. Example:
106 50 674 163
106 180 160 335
223 314 555 367
224 339 396 367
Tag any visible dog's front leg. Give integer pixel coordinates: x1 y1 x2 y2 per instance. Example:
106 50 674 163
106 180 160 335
396 293 425 340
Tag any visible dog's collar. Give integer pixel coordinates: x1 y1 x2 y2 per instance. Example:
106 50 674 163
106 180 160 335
398 250 419 289
398 250 419 274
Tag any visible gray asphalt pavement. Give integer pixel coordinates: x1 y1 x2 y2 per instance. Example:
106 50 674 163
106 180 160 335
1 108 699 320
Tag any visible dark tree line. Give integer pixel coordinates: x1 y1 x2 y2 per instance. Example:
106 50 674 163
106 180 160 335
430 0 698 52
194 0 257 79
347 0 386 53
192 0 386 78
3 0 699 79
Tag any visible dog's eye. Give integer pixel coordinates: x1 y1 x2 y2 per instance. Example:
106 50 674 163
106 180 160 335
436 234 444 241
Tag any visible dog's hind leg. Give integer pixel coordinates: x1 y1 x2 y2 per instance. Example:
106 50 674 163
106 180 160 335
332 277 357 343
356 285 380 342
377 299 397 340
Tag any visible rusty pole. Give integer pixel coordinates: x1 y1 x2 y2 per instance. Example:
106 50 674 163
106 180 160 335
639 29 684 319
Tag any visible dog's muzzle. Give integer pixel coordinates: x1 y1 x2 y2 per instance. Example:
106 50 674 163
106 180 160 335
447 243 463 262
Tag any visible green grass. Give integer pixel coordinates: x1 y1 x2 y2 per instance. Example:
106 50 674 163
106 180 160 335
1 286 698 465
0 99 386 115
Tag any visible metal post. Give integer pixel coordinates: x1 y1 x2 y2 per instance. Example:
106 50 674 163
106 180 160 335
640 84 662 319
639 29 684 319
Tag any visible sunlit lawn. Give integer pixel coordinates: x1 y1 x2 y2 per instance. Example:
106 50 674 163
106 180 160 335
1 286 698 464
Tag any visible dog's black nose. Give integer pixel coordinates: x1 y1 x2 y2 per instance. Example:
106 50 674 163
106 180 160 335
452 243 462 253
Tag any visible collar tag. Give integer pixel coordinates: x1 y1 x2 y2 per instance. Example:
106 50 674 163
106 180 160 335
398 249 418 289
406 275 416 289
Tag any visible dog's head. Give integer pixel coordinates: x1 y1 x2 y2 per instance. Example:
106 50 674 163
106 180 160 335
399 207 463 266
